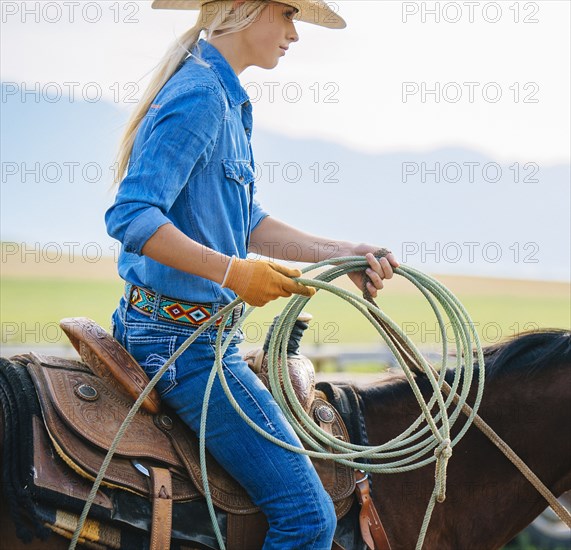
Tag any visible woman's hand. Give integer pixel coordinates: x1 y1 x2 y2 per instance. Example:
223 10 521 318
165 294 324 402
342 243 400 298
222 256 315 307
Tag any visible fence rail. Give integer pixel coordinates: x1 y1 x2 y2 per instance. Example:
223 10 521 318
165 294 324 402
297 344 447 371
1 344 448 372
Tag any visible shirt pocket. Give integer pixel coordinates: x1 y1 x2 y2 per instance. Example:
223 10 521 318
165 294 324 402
222 159 255 186
126 334 178 397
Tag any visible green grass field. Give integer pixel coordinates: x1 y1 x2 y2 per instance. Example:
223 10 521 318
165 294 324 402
2 275 569 349
1 261 568 550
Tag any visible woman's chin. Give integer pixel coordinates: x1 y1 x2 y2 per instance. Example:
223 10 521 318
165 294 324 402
255 57 280 70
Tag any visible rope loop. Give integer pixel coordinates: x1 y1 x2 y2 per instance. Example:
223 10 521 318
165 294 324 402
70 257 486 550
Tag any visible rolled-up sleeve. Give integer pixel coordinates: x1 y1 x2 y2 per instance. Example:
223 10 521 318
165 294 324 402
105 85 224 255
251 195 269 232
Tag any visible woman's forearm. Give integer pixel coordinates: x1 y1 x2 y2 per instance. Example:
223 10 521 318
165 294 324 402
141 223 230 284
249 216 354 263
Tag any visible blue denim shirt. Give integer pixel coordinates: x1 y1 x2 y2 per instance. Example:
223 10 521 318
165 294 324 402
106 39 268 304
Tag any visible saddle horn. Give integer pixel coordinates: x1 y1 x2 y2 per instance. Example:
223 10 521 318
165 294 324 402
263 312 313 356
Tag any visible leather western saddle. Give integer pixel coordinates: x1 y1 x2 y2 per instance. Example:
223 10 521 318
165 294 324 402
8 317 365 549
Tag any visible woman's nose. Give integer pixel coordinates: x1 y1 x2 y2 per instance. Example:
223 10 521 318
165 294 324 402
288 24 299 43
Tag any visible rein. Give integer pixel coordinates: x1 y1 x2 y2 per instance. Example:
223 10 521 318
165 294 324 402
69 257 570 550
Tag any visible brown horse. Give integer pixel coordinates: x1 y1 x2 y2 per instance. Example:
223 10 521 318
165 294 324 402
1 328 570 549
360 328 571 550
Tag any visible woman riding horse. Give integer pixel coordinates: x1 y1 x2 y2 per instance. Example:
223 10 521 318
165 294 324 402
104 1 399 547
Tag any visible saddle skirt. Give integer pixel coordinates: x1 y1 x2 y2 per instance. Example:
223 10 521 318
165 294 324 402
27 318 356 521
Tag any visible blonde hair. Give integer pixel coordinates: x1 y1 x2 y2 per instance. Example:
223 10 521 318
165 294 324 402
113 0 268 185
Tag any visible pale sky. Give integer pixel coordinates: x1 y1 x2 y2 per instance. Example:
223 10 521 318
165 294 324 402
1 0 570 163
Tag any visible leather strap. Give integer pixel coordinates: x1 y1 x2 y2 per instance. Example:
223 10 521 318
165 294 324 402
148 467 173 550
354 471 392 550
227 512 267 550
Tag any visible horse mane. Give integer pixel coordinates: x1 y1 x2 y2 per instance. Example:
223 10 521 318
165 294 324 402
482 328 570 380
359 329 570 403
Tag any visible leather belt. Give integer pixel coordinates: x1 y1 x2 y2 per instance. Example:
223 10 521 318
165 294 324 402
125 283 244 329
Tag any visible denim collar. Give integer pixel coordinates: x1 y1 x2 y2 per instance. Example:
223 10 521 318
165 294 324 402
192 39 250 108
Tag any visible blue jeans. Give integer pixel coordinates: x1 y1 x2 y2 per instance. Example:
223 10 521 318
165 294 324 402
111 296 336 549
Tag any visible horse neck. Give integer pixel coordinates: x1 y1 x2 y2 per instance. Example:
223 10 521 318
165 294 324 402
359 358 571 550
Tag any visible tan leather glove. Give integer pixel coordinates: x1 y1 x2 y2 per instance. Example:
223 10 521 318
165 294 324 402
221 256 316 307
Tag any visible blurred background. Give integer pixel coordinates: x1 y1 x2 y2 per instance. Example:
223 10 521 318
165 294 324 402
1 2 570 548
1 0 569 355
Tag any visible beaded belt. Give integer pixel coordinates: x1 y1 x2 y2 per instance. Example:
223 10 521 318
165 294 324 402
125 283 244 328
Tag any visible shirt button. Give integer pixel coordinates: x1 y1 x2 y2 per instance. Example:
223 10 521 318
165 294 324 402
239 176 245 182
244 101 251 108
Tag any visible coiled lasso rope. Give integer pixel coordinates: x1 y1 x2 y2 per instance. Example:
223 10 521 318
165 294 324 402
70 257 485 550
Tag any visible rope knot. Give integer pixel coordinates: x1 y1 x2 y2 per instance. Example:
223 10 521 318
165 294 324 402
434 438 452 504
434 438 452 460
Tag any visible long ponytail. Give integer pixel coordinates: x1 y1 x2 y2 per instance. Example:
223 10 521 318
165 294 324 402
113 0 267 185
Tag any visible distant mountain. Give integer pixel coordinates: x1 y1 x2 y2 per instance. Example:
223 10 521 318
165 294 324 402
1 81 122 255
2 81 569 280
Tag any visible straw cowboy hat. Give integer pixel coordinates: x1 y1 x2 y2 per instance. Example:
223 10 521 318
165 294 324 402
151 0 347 29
